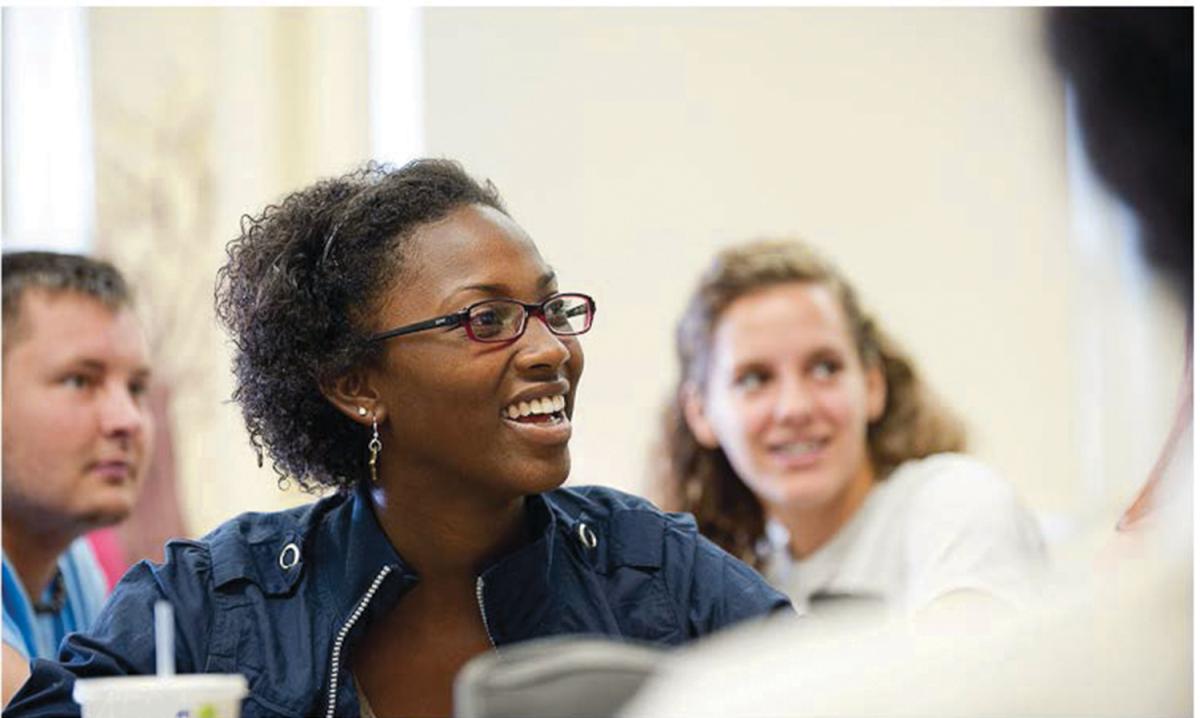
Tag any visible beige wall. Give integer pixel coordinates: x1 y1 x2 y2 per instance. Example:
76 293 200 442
421 7 1186 523
90 8 368 534
83 6 1187 537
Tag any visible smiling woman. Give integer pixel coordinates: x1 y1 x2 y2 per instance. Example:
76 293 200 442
657 239 1046 620
6 160 790 718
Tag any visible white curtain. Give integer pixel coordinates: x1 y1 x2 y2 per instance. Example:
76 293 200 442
2 7 94 252
1065 88 1189 519
368 6 424 165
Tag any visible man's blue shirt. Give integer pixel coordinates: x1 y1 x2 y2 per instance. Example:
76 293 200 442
2 538 109 660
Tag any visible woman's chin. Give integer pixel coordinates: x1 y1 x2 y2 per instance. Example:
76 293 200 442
759 475 844 514
507 454 572 497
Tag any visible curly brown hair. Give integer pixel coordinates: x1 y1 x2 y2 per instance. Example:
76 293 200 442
654 239 967 569
214 159 505 492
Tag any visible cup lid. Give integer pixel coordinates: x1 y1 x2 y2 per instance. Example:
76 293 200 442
73 674 248 702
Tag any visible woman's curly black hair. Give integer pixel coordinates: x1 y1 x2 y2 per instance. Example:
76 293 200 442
215 159 506 492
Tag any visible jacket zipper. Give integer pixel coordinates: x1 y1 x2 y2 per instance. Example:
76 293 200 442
325 566 394 718
475 576 495 646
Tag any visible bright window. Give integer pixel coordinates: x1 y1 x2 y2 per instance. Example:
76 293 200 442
2 7 95 253
368 6 424 166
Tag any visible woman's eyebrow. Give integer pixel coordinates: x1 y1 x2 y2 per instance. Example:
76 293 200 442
450 270 559 297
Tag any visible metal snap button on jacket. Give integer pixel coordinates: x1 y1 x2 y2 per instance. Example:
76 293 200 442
577 523 598 549
279 542 301 570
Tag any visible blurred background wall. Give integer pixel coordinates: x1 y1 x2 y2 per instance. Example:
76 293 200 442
2 7 1187 557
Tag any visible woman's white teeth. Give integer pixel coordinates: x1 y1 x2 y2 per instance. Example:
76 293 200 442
504 395 566 419
778 441 821 454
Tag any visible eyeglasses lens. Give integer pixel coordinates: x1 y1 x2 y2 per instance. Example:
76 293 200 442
468 302 523 340
466 295 592 342
544 295 591 334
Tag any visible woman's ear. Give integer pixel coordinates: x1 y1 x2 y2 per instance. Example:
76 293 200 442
681 382 721 450
866 363 887 423
320 370 386 426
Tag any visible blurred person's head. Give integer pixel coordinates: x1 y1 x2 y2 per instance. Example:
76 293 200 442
215 160 589 499
660 239 965 566
1048 8 1192 530
1048 7 1192 307
1 252 153 538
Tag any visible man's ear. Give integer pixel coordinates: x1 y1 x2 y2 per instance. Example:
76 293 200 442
320 369 386 426
866 362 887 423
681 381 721 450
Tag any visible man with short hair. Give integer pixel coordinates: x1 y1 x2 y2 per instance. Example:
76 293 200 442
2 252 154 704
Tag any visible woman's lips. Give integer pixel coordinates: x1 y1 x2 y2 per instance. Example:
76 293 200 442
89 460 132 483
766 439 827 470
502 413 573 446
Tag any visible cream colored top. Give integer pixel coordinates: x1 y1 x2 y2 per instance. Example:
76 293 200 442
762 453 1046 617
621 432 1194 718
354 675 378 718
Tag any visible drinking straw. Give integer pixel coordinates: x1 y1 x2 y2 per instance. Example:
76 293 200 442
154 600 175 677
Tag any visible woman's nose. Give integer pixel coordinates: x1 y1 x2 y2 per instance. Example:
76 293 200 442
772 374 814 423
515 315 572 373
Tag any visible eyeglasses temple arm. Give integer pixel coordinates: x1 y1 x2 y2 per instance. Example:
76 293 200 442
366 314 463 343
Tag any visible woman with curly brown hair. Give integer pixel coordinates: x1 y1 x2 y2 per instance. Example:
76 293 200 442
658 239 1044 618
6 160 788 718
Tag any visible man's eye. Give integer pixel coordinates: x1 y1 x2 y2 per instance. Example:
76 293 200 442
63 374 93 389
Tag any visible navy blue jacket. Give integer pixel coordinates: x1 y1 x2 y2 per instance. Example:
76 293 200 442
5 484 790 717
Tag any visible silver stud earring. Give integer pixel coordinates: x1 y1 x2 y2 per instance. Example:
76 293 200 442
357 406 368 417
368 415 382 484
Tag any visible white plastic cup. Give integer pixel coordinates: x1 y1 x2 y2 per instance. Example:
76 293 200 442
73 674 248 718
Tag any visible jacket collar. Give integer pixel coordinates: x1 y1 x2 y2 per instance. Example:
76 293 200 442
328 482 565 626
317 486 582 717
474 492 561 644
320 482 413 621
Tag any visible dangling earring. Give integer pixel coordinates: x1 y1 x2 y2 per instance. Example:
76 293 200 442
368 414 382 484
